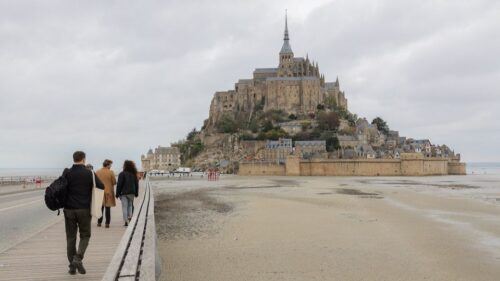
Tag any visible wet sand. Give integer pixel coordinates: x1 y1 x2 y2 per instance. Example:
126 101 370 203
152 175 500 281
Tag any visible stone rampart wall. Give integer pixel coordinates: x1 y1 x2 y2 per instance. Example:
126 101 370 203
238 161 285 176
448 162 467 175
238 156 463 176
299 159 401 176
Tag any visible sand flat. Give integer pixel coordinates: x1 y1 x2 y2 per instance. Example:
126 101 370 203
153 175 500 281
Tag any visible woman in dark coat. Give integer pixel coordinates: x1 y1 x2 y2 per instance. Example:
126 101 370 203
116 160 139 226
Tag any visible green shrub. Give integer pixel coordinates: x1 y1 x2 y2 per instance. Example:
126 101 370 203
319 131 340 152
217 114 239 133
372 117 390 135
317 111 340 131
261 120 274 132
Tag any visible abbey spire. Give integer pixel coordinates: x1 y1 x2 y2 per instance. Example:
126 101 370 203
280 10 293 55
278 10 294 77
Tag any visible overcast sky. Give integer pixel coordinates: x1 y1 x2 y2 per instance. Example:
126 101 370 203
0 0 499 169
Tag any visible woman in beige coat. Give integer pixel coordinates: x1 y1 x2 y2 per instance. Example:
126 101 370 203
96 159 117 228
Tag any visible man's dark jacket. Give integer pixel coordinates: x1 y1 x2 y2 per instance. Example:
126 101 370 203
63 164 105 209
116 171 139 197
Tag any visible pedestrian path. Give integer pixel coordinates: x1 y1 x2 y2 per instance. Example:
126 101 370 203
0 200 128 280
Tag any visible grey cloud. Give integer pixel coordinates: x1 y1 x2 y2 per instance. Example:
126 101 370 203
1 0 499 168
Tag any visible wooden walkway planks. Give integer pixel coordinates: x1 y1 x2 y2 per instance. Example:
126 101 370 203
0 201 128 281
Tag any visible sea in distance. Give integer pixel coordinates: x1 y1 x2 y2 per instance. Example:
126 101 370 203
0 168 64 177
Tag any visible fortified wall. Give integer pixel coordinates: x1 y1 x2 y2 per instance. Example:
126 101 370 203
238 153 466 176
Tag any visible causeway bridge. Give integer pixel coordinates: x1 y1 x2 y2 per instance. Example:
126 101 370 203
0 179 159 281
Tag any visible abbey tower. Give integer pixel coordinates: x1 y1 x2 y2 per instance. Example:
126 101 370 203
206 13 348 131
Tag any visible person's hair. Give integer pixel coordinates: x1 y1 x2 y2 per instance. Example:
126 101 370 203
123 160 138 178
73 151 86 162
103 159 113 168
85 164 94 170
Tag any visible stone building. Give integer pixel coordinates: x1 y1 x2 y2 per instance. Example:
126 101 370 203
141 146 181 171
263 138 293 164
356 118 381 143
337 134 368 148
355 144 376 159
387 130 400 143
295 140 327 159
206 13 347 130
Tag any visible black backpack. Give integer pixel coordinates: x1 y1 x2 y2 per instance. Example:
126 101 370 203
44 169 69 214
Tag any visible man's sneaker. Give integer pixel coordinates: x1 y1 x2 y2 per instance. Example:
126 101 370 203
105 224 110 228
68 264 77 275
97 222 102 227
124 222 128 227
72 256 86 275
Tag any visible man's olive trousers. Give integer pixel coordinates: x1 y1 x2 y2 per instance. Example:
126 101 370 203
63 209 91 264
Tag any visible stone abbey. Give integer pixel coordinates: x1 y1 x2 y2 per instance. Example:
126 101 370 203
207 14 347 129
143 13 465 176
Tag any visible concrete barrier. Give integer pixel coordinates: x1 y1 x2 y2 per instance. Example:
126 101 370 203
102 178 160 281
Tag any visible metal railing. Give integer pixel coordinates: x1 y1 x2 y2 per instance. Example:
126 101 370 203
0 176 58 185
102 178 160 281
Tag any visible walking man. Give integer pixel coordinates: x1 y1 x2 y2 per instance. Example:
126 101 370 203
96 159 117 228
63 151 104 275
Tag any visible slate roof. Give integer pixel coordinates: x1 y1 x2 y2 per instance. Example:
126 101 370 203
295 140 326 147
254 68 278 73
267 76 319 81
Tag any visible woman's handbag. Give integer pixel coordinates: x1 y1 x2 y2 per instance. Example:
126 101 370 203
90 171 104 218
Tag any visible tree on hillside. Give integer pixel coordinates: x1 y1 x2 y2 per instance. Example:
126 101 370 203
217 114 239 134
301 121 311 132
265 128 288 140
372 117 390 135
186 128 199 141
239 133 256 141
248 119 259 133
320 131 340 152
317 111 340 131
324 96 337 110
174 131 205 165
291 131 311 141
257 128 288 140
261 120 274 132
266 109 287 123
310 127 322 139
347 113 358 126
